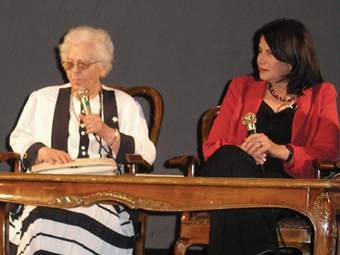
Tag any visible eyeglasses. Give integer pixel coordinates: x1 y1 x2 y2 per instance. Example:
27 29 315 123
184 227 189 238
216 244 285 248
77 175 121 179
62 60 100 71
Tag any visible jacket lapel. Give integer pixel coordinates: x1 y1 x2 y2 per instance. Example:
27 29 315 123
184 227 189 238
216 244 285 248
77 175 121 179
231 80 266 141
292 88 313 143
52 87 71 151
242 80 267 118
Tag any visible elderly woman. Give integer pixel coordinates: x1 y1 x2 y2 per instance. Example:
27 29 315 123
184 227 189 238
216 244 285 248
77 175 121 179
201 19 339 255
9 26 155 255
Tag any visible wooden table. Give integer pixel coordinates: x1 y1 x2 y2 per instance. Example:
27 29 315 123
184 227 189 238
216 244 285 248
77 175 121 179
0 173 339 255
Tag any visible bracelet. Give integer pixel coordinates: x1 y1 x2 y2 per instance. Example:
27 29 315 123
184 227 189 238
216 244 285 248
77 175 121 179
285 145 294 162
108 129 120 147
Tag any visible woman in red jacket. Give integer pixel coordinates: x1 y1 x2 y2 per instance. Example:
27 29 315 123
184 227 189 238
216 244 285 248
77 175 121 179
200 18 339 255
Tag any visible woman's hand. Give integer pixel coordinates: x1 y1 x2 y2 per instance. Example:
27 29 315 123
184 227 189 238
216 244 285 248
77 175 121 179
79 114 120 151
240 134 268 165
36 147 72 164
240 133 291 164
79 114 107 135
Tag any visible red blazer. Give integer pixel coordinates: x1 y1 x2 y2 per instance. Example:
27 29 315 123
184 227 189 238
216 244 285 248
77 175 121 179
203 75 339 178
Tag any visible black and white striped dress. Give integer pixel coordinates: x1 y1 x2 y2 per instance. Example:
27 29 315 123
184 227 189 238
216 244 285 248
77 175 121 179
10 204 134 255
9 84 156 255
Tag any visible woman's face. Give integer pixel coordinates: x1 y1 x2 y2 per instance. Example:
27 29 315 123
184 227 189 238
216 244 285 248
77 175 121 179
257 36 292 85
63 42 106 91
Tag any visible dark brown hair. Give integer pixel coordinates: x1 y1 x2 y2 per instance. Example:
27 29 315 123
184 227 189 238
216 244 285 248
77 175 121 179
252 18 323 95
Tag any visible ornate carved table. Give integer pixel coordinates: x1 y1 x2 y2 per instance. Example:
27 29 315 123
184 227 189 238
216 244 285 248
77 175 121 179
0 173 339 255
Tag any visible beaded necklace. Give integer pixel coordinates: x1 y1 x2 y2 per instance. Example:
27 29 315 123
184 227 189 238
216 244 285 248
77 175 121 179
268 83 296 103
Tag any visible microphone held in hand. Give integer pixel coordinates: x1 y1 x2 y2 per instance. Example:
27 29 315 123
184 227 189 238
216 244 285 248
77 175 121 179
242 112 264 173
75 88 110 155
242 112 257 135
76 89 91 115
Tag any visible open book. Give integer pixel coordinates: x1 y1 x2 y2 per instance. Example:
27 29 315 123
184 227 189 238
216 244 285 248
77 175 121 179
31 158 118 175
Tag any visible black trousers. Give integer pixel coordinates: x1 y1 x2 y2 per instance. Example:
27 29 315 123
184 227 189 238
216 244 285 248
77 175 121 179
199 145 284 255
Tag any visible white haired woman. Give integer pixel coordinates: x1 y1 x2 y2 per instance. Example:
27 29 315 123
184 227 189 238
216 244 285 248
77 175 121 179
9 26 155 255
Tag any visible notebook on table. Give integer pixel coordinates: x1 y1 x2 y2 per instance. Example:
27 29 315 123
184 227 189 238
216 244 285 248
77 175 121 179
31 158 118 175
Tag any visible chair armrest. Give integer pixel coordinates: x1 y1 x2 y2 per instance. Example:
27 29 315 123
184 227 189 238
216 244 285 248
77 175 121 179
125 153 152 174
313 159 340 179
0 152 22 172
165 155 198 177
0 152 20 162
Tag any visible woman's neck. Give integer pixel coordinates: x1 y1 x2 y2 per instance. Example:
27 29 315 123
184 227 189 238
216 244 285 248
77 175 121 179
88 84 102 99
266 81 296 105
270 81 288 97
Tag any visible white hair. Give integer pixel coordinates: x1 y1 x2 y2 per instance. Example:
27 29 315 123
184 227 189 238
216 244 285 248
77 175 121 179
59 26 114 75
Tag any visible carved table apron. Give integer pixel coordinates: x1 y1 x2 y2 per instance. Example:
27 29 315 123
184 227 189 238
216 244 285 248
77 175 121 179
0 173 339 255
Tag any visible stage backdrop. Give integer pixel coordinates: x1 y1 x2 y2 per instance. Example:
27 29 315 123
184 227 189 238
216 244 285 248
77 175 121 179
1 0 339 249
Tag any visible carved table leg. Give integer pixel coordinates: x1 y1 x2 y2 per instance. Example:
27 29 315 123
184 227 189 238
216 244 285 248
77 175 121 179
310 192 337 255
174 239 190 255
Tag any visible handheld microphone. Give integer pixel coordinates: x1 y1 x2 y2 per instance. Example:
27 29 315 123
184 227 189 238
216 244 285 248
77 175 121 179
76 89 91 115
242 112 266 173
75 88 110 155
242 112 257 134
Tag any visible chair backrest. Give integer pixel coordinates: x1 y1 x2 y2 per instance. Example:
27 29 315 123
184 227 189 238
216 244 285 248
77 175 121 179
201 106 221 143
120 86 163 145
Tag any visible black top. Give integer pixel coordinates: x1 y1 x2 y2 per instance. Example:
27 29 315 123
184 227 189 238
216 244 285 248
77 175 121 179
256 101 296 178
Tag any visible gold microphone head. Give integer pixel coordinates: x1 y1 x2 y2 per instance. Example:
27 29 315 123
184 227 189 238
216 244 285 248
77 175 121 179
242 112 257 134
76 89 91 115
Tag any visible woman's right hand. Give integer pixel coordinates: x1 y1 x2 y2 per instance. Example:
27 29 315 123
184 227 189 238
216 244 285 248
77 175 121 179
36 147 72 164
240 133 269 165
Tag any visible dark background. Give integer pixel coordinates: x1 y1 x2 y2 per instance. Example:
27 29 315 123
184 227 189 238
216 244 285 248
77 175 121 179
0 0 339 249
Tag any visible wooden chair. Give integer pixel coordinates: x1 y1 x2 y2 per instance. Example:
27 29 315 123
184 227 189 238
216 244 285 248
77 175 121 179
167 105 335 255
121 86 164 255
0 85 164 255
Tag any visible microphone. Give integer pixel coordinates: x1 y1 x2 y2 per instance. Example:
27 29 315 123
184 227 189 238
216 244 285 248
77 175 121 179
242 112 257 134
242 112 266 174
75 88 109 155
76 89 91 115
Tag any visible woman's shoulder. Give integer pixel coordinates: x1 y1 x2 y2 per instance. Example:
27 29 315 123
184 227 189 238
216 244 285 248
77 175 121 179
318 81 337 91
102 84 133 99
231 75 256 82
102 84 138 107
29 83 70 99
230 75 263 85
305 81 337 96
32 83 71 96
228 75 264 90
